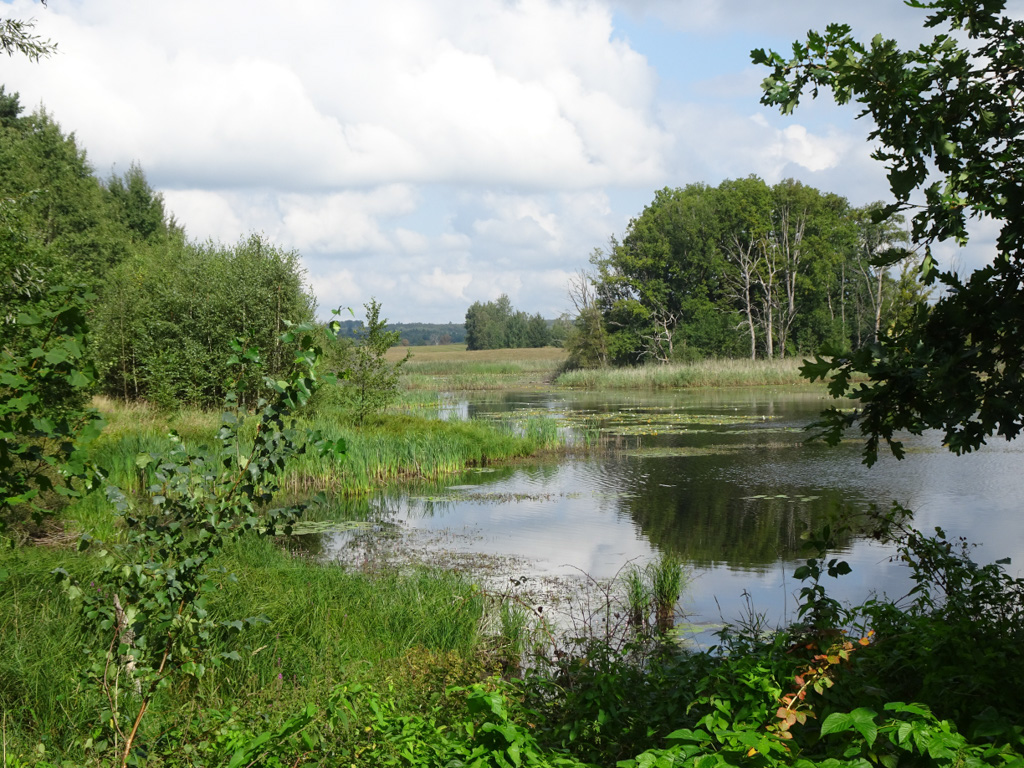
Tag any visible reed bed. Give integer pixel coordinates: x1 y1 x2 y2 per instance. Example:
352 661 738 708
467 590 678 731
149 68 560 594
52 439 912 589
284 413 563 494
555 357 811 390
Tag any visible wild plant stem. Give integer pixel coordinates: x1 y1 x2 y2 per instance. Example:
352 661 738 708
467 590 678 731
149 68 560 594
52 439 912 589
120 601 179 768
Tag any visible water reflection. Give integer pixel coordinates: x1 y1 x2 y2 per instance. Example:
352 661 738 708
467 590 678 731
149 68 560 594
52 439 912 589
320 388 1024 629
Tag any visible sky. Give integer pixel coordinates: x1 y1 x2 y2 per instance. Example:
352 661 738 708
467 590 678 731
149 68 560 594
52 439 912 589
1 0 1009 323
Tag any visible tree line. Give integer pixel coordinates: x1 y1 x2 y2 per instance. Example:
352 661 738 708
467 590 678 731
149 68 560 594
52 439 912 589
566 177 930 367
464 294 561 350
334 319 467 346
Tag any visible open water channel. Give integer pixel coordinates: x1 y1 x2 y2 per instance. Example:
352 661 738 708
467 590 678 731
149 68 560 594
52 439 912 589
314 387 1024 644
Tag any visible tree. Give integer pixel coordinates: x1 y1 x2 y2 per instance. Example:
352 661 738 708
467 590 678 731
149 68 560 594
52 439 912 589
1 12 57 62
465 299 504 350
464 295 548 350
525 313 550 348
0 280 103 536
754 0 1024 464
851 204 911 344
565 267 608 367
337 299 409 424
92 234 315 408
103 162 171 244
0 11 106 539
716 176 774 360
594 185 734 364
0 103 131 285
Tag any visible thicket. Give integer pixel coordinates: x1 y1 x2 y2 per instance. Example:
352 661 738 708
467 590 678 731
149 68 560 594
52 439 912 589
93 233 314 409
0 88 316 411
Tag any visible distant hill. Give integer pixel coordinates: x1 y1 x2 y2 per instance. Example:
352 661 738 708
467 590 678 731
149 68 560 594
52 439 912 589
334 320 467 346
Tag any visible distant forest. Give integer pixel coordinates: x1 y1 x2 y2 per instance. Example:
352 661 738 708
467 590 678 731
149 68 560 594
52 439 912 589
334 320 468 346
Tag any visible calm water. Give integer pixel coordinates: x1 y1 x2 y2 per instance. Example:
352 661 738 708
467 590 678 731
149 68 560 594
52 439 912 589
324 388 1024 634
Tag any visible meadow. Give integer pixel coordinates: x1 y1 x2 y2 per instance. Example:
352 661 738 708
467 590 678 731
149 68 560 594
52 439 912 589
389 343 567 390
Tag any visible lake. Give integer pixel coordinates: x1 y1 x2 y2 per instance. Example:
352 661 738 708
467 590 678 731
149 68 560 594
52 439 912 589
319 387 1024 642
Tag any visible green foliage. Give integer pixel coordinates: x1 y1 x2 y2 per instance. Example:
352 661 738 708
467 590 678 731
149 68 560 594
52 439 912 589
594 184 727 364
0 101 131 285
92 233 315 408
0 282 103 536
590 179 902 364
0 14 57 61
755 0 1024 464
321 680 588 767
328 299 410 424
565 268 609 368
564 305 608 368
102 162 172 245
55 324 343 766
466 294 552 351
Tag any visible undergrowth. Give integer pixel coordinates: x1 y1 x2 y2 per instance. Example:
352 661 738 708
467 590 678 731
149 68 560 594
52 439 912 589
5 506 1024 766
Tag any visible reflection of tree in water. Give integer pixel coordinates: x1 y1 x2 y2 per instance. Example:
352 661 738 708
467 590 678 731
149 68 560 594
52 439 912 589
616 451 857 569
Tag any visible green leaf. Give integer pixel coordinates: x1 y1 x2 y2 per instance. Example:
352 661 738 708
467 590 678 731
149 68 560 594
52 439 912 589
821 712 853 736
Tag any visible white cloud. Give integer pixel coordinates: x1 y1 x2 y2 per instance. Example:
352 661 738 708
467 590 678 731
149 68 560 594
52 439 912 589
755 117 851 175
9 0 668 191
473 194 562 251
308 269 363 312
1 0 990 323
420 267 474 301
279 186 418 254
160 190 244 243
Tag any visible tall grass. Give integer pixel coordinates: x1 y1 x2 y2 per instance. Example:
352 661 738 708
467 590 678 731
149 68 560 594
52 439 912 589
648 552 686 633
0 548 105 756
556 357 810 390
0 536 488 760
84 399 568 503
284 412 564 494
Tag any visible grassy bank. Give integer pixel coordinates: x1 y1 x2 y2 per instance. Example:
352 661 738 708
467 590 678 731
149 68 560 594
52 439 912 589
2 389 564 763
0 538 494 762
555 356 810 390
89 396 565 501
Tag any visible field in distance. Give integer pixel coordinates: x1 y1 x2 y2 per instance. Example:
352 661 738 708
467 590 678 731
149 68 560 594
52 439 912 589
386 344 567 390
385 344 566 364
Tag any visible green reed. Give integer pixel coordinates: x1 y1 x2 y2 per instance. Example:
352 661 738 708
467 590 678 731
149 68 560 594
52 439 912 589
284 412 553 494
648 552 687 633
83 399 570 502
556 357 810 390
